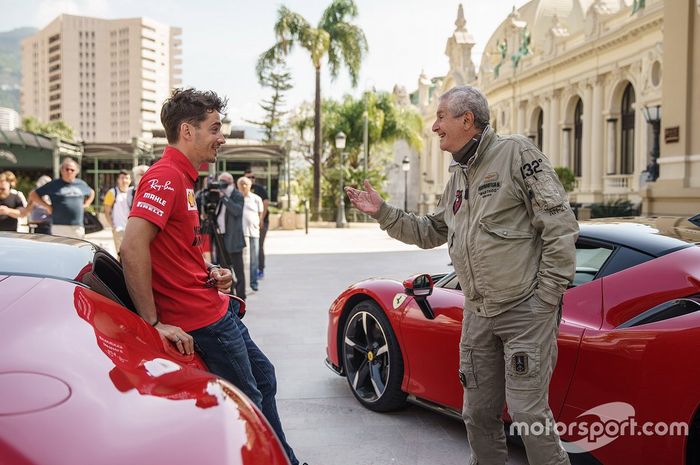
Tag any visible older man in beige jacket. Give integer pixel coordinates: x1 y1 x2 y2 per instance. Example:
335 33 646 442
346 85 578 465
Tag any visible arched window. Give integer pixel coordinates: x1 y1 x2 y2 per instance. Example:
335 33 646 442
620 83 635 175
574 98 583 177
536 109 544 150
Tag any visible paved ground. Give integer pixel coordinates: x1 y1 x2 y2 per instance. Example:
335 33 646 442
87 225 530 465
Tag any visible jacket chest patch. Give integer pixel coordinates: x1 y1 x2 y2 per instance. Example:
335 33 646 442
477 172 501 198
453 189 465 214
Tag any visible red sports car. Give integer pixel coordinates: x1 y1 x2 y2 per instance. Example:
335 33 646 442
0 232 289 465
325 218 700 465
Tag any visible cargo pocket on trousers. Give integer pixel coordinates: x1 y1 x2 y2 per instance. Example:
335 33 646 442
459 349 478 389
504 343 541 391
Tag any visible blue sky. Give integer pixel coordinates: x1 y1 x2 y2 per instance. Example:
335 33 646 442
1 0 528 125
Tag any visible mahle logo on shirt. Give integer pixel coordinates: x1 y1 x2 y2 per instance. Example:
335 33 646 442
186 189 197 211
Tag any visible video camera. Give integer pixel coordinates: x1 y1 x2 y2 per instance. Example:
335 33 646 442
202 180 229 215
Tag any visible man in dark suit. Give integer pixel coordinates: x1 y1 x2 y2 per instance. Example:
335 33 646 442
215 172 246 299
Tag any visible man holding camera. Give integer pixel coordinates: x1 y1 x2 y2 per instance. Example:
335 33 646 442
214 172 247 299
121 88 301 465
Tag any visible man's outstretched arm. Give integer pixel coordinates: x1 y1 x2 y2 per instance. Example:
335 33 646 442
346 180 448 249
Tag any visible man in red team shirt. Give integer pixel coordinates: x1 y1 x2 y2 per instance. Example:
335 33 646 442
121 88 301 465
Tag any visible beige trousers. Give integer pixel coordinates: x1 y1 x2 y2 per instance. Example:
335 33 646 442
460 293 570 465
112 229 125 257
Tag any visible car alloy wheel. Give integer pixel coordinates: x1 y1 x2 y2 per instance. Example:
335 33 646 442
342 300 406 411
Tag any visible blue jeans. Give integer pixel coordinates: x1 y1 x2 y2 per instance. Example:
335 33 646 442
248 236 259 289
190 300 298 465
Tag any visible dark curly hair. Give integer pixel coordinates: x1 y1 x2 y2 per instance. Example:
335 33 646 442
160 88 228 143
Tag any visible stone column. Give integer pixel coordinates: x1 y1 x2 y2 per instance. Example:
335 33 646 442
548 92 560 165
580 83 593 192
562 128 572 169
542 95 551 156
590 79 604 193
517 102 526 134
606 118 617 174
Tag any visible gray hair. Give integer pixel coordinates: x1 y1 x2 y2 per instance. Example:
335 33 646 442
218 172 234 183
440 86 490 129
61 157 80 173
237 176 252 188
132 165 149 185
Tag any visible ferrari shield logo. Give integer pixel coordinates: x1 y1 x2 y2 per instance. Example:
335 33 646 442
392 293 407 309
513 353 528 374
186 188 197 211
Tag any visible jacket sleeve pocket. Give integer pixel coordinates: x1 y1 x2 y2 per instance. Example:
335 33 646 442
526 175 566 211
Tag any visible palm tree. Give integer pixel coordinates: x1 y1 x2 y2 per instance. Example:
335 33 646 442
257 0 368 218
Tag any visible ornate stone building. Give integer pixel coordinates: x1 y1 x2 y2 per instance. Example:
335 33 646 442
415 0 699 216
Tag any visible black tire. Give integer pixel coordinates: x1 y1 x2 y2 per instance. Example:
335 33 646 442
342 300 407 412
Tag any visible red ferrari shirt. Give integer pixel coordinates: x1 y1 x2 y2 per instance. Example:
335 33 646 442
129 146 227 331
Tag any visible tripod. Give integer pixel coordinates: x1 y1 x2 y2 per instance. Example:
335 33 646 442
200 206 231 271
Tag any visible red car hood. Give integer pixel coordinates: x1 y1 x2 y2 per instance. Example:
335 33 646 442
0 275 288 465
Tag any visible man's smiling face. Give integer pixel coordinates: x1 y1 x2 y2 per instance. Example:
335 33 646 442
192 110 226 164
431 98 473 154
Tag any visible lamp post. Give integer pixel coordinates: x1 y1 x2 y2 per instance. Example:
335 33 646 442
642 105 661 182
335 131 348 228
284 138 292 211
402 155 410 211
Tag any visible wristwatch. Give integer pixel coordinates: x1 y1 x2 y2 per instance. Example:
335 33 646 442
207 264 221 273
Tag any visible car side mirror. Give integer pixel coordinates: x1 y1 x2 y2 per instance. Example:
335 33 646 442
403 274 435 319
403 273 434 297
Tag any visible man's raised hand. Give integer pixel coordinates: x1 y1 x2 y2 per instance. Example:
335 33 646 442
345 180 383 217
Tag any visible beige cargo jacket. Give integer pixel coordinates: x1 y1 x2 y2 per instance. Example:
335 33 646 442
375 126 579 317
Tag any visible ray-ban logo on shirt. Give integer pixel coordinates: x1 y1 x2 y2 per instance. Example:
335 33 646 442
147 179 174 192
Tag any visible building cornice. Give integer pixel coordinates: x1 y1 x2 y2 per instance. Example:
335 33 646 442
484 6 663 95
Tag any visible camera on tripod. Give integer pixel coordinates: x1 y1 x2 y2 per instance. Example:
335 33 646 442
202 180 228 215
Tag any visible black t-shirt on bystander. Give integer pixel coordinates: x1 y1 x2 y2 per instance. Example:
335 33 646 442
0 193 24 231
251 183 269 225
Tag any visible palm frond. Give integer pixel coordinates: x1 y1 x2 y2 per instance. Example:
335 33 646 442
256 44 285 83
325 22 367 86
319 0 359 30
274 5 311 48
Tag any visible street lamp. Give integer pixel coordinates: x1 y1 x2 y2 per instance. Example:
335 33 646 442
284 137 292 211
221 117 232 138
402 155 410 211
642 105 661 182
335 131 348 228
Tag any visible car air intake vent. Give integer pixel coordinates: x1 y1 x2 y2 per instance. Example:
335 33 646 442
617 296 700 328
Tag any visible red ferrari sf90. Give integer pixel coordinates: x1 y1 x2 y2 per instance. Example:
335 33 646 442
326 218 700 465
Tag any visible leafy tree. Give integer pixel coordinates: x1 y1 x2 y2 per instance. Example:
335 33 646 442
290 91 423 220
247 63 293 143
21 116 74 141
258 0 368 218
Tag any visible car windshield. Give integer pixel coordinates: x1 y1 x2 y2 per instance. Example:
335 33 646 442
0 233 96 282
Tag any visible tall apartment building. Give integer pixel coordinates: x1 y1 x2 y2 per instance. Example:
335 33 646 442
21 14 182 142
0 107 21 131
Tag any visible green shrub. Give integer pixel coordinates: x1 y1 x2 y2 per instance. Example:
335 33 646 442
590 199 640 218
554 166 576 192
